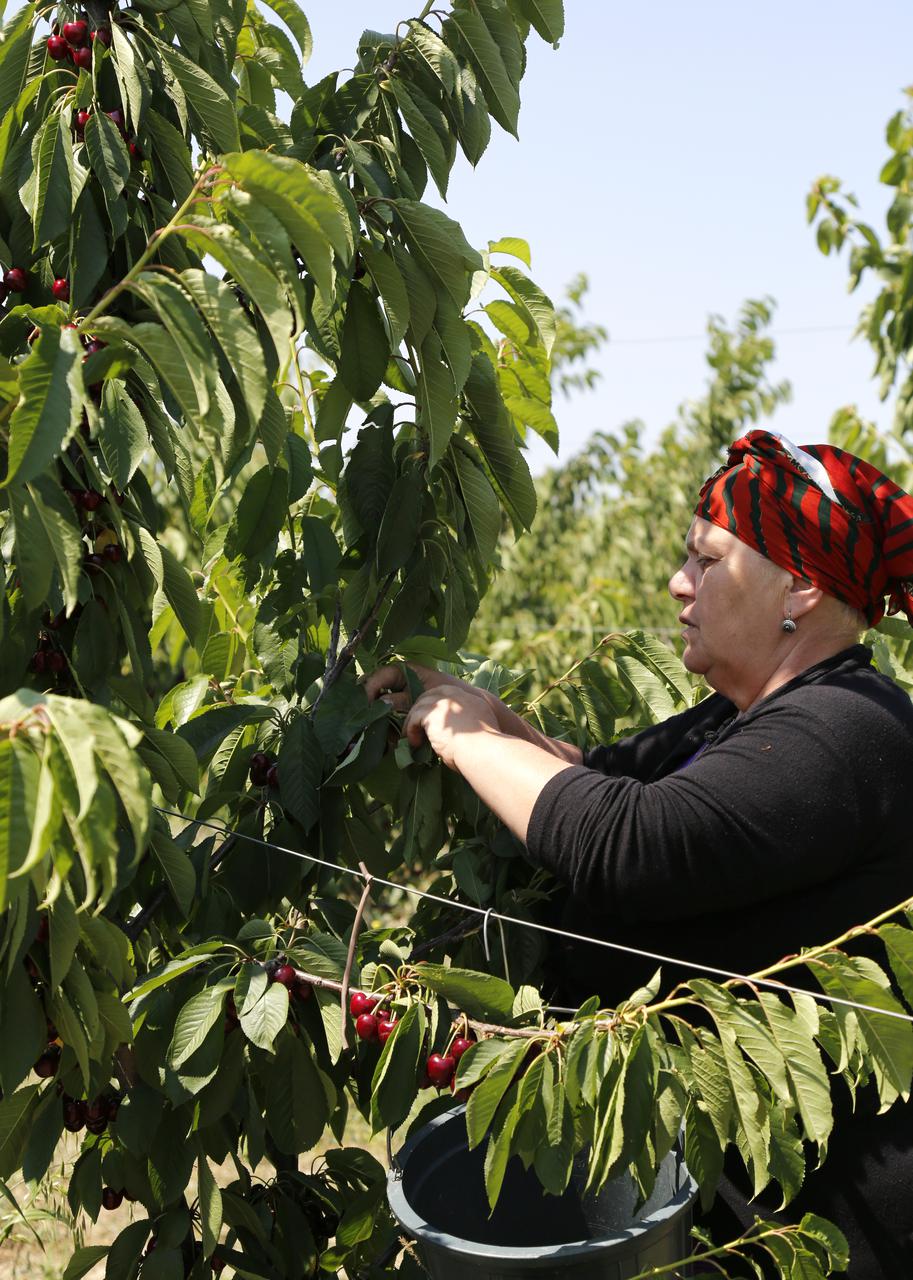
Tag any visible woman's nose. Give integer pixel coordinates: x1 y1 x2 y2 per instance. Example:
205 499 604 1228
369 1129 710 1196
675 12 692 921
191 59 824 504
668 564 692 600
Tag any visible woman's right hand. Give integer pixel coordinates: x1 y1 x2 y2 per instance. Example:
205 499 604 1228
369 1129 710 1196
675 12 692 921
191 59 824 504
363 662 498 718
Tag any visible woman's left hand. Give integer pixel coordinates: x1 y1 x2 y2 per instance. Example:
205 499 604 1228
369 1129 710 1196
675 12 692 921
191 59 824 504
404 685 501 771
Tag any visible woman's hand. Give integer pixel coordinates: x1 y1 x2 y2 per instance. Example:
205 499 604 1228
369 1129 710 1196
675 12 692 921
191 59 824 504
363 662 494 715
403 685 501 772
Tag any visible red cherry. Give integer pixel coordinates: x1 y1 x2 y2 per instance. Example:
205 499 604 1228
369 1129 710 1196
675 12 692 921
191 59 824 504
84 553 104 575
106 108 125 132
102 543 122 564
80 489 102 511
266 763 279 788
101 1186 123 1211
355 1013 378 1041
47 34 69 59
74 109 90 136
36 915 50 943
34 1047 61 1078
211 1256 225 1274
273 964 297 988
426 1053 456 1088
377 1017 397 1044
450 1036 474 1061
51 278 70 302
248 751 270 785
294 980 312 1001
63 20 89 46
103 1094 120 1121
46 1017 58 1042
92 26 112 46
4 267 27 293
86 1115 107 1135
72 46 92 71
63 1098 87 1131
84 338 106 354
31 651 47 674
84 1098 107 1126
128 140 142 159
349 991 378 1017
47 652 66 674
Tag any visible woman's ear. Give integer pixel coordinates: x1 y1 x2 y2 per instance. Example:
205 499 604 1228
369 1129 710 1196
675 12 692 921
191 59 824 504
788 576 824 621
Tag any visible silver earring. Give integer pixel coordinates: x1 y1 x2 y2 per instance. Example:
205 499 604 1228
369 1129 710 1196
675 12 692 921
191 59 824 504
782 607 797 634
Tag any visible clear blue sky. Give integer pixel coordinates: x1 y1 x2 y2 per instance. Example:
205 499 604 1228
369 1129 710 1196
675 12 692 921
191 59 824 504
304 4 912 474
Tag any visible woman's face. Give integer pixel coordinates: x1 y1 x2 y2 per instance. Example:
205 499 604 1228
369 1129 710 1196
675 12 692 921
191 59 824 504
668 517 791 699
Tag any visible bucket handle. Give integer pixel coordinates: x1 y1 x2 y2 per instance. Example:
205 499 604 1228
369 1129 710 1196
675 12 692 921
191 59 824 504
387 1126 403 1181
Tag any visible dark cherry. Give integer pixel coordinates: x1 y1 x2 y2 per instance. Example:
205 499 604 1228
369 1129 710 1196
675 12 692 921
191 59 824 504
266 763 279 788
92 26 112 46
426 1053 456 1088
248 751 270 785
4 267 27 293
80 489 102 511
34 1046 61 1078
102 543 122 564
63 1098 87 1131
72 46 92 71
31 651 47 674
86 1116 107 1135
36 915 50 943
84 1098 107 1126
128 140 142 159
349 991 378 1017
62 20 89 46
47 34 69 59
355 1012 379 1041
450 1036 475 1061
74 108 90 136
103 1094 120 1122
272 963 297 988
51 278 70 302
106 108 125 132
101 1186 123 1211
47 652 65 674
377 1017 397 1045
84 553 104 575
84 338 106 354
294 980 312 1001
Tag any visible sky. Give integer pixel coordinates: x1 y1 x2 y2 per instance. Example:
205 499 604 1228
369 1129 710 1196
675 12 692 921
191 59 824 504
303 3 913 475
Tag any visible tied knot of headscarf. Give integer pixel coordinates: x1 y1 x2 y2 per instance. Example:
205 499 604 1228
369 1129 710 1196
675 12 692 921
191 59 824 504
695 430 913 627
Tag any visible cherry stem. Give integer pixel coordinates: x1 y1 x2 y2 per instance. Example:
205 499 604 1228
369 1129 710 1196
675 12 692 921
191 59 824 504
338 862 373 1052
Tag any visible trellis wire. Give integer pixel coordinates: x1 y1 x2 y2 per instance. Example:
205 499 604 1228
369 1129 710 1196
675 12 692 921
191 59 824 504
155 806 913 1026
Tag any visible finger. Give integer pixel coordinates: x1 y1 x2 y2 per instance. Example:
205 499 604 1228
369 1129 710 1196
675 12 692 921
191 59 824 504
363 664 406 701
380 692 411 714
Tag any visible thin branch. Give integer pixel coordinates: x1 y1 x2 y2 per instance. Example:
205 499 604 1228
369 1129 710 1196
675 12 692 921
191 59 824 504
310 572 397 717
339 863 374 1052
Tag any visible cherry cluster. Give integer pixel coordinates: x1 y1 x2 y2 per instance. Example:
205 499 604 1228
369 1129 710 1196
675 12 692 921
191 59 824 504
62 1090 119 1135
348 990 475 1092
224 959 313 1034
248 751 279 789
46 17 111 73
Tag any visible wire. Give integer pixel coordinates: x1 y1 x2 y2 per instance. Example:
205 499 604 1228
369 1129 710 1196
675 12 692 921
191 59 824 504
155 805 913 1026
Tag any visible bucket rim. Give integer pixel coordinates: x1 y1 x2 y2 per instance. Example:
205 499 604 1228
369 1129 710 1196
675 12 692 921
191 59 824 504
387 1104 699 1265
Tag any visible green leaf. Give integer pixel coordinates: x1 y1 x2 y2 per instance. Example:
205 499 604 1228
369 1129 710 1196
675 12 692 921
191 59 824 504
141 727 200 796
491 265 557 355
338 282 390 402
125 944 222 1001
62 1246 110 1280
196 1151 222 1258
879 922 913 1010
224 151 350 298
815 951 913 1104
266 1029 331 1152
0 738 37 913
391 77 451 198
587 1026 656 1193
465 1036 528 1148
98 383 148 492
444 6 521 137
394 199 483 312
482 1080 522 1208
683 1095 725 1213
152 37 240 152
32 111 73 249
3 327 82 488
416 963 515 1022
0 1085 39 1180
453 447 501 560
418 332 458 469
370 1000 425 1132
179 269 268 429
757 991 833 1149
225 465 289 561
488 236 531 266
240 977 288 1051
276 714 324 832
150 829 196 917
376 469 424 574
513 0 564 43
0 7 34 121
49 890 80 990
260 0 313 61
177 702 273 765
84 110 130 203
168 985 227 1069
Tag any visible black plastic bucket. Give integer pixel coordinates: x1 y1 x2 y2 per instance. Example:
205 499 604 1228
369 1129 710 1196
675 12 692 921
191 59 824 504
387 1106 698 1280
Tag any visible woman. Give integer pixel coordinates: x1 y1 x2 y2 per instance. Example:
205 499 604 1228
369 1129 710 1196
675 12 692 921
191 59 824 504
367 429 913 1276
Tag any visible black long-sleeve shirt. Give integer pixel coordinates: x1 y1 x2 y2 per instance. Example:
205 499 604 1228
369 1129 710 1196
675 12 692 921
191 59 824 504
524 644 913 1278
526 644 913 1002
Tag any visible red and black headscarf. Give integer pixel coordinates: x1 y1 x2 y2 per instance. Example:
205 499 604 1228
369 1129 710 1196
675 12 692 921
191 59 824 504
695 430 913 626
